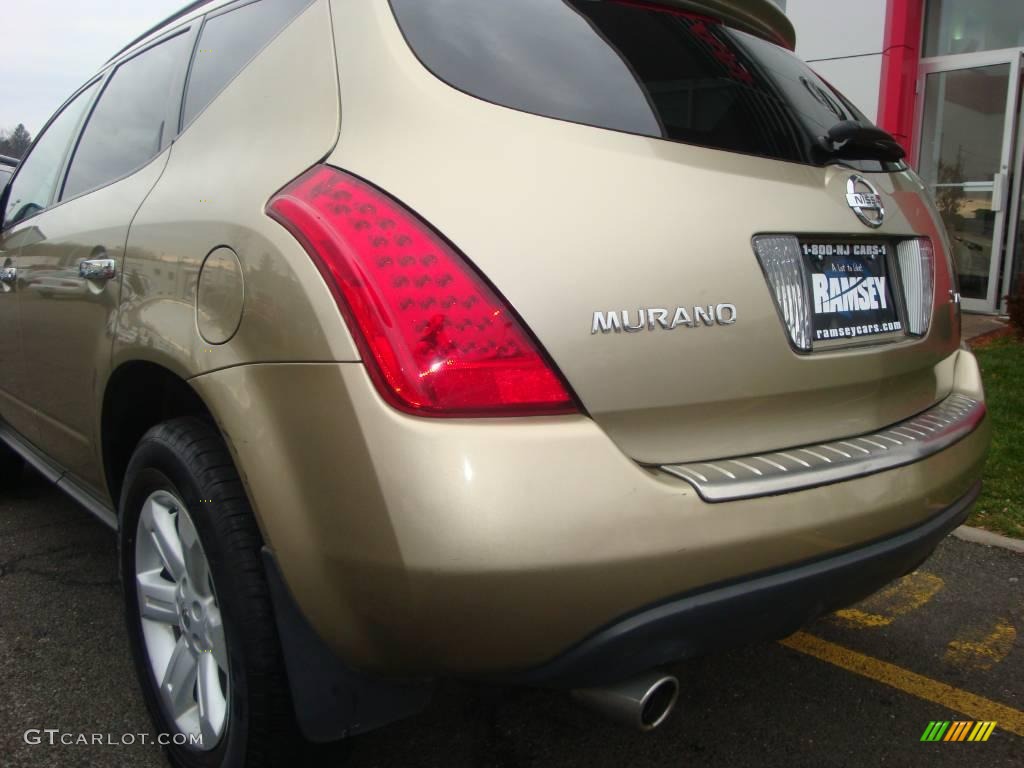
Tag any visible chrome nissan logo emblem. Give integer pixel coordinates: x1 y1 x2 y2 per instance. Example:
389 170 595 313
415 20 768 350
846 175 885 229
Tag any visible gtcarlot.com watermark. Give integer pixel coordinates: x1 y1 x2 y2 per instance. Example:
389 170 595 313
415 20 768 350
24 729 201 747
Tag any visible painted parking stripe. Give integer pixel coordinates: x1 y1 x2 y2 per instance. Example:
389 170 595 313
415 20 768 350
945 618 1017 671
780 631 1024 737
833 572 944 628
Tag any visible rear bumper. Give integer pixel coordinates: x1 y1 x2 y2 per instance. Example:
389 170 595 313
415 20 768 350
508 481 980 688
192 349 990 679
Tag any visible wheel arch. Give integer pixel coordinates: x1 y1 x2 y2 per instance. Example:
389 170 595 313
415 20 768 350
101 360 215 507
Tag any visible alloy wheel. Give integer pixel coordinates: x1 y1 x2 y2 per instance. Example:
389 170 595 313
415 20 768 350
134 490 229 750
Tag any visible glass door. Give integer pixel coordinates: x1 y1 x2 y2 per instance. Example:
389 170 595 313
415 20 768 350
916 51 1022 313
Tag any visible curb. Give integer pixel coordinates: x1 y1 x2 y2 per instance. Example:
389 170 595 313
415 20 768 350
952 525 1024 554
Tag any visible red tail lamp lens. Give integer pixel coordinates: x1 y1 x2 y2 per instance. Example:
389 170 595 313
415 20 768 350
267 166 576 417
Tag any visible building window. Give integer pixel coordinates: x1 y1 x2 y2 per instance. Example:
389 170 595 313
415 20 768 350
924 0 1024 58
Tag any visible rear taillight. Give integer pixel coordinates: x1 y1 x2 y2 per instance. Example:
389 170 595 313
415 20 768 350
896 238 934 337
267 165 576 417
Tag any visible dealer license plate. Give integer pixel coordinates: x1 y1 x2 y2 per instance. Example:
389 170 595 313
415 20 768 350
801 240 903 343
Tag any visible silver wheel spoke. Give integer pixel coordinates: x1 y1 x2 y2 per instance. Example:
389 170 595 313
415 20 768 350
137 569 178 625
206 606 228 672
161 636 199 720
197 652 226 747
143 498 185 581
177 511 210 595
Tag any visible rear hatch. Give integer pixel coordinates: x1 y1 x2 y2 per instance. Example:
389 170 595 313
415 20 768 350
332 0 961 464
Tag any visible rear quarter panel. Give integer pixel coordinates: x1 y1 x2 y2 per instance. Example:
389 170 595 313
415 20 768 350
113 0 356 388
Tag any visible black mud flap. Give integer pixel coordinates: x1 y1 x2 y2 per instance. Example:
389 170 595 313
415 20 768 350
262 547 433 742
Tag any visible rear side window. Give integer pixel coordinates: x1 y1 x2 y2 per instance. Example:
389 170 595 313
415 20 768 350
63 31 192 200
182 0 313 126
3 81 99 227
391 0 877 167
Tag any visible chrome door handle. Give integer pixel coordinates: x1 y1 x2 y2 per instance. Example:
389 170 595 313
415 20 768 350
79 258 117 281
0 266 16 285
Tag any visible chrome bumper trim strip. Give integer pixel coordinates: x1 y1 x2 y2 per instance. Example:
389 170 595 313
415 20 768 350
660 394 985 502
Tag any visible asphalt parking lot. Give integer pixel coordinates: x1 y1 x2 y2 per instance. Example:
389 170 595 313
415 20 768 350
1 467 1021 767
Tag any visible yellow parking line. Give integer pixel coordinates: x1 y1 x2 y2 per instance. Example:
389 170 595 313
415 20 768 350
833 572 944 628
945 618 1017 671
780 631 1024 737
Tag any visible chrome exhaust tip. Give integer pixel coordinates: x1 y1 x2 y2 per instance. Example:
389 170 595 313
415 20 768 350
571 671 680 732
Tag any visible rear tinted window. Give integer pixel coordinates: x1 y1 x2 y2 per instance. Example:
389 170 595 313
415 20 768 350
391 0 880 167
63 31 192 200
182 0 313 126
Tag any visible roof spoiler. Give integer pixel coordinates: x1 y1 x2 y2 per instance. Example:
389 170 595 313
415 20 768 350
654 0 796 50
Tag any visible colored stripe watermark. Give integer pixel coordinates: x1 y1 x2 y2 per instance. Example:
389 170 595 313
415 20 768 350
920 721 997 742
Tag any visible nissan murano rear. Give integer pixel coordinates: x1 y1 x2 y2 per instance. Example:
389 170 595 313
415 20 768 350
0 1 989 765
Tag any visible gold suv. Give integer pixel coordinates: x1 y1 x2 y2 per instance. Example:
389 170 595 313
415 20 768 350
0 0 990 765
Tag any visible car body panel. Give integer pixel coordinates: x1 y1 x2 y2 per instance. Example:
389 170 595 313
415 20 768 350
0 224 35 444
0 0 992 691
15 151 170 493
192 348 987 674
113 0 352 391
325 1 961 465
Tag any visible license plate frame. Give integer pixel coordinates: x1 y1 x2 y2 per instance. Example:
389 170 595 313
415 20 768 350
800 239 904 344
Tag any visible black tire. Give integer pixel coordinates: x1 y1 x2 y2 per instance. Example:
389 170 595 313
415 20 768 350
119 417 301 768
0 441 24 486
